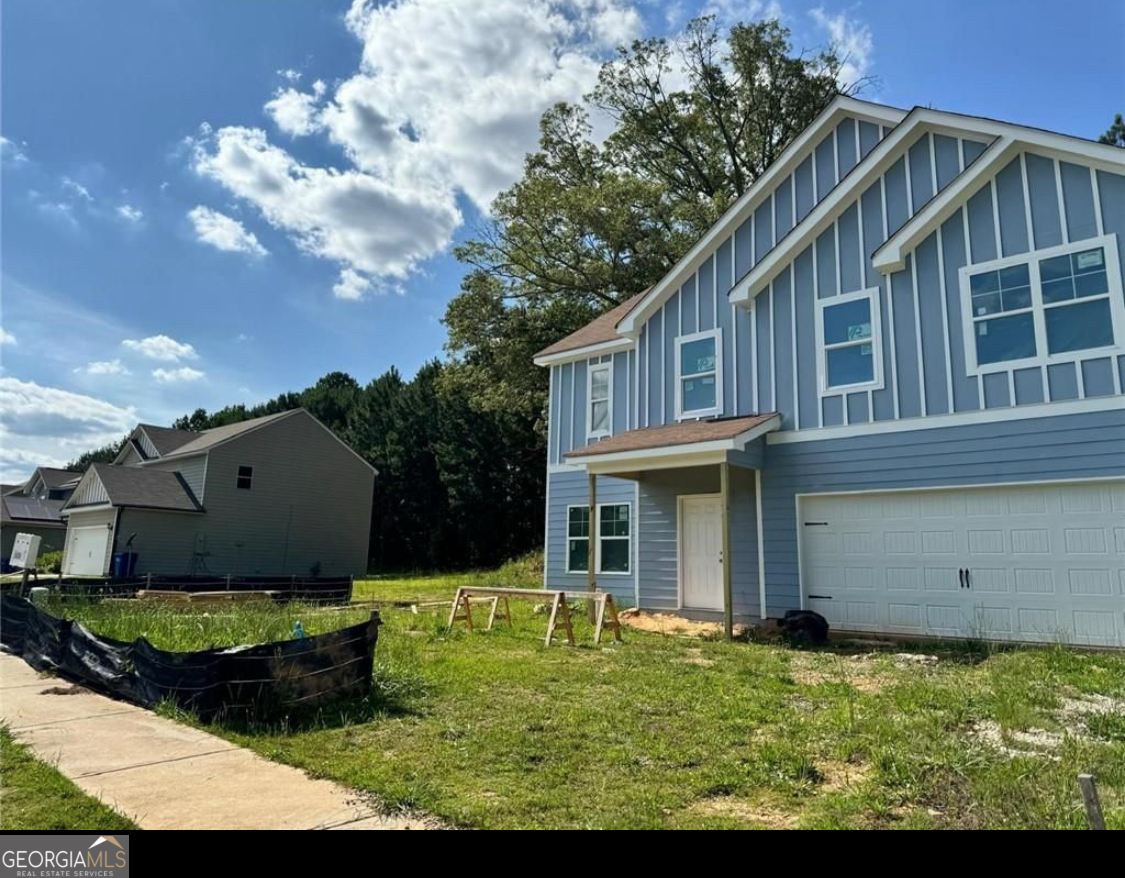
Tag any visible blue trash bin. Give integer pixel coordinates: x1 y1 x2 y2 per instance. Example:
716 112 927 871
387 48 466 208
111 551 138 579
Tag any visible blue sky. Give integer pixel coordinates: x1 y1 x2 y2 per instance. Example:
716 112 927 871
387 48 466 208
1 0 1122 480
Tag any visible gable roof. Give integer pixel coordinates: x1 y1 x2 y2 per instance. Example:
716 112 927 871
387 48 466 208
533 294 645 364
730 106 1125 302
614 95 907 337
151 410 296 460
24 467 83 492
65 463 203 513
137 425 198 456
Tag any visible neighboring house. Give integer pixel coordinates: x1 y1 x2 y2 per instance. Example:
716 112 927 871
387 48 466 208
535 96 1125 647
60 408 375 578
0 467 83 564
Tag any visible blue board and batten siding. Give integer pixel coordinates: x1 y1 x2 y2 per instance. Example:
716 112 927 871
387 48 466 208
543 103 1125 619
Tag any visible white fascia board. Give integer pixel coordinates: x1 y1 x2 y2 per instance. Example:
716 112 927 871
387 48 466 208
733 107 1125 305
532 336 634 367
60 503 114 517
137 450 206 468
766 395 1125 445
569 414 780 472
874 132 1125 273
615 96 907 337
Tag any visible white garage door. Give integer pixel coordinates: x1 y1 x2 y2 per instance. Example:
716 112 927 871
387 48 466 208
799 480 1125 646
63 526 110 576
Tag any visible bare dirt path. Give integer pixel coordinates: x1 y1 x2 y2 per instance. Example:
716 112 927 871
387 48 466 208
0 653 435 830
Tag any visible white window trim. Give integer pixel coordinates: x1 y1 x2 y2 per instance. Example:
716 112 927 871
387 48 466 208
674 328 724 420
958 233 1125 376
564 502 632 576
814 287 885 396
586 359 613 441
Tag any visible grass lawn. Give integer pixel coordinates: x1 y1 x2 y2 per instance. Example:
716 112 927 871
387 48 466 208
44 570 1125 830
0 727 139 831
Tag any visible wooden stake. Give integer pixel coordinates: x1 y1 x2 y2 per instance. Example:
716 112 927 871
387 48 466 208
1078 774 1106 830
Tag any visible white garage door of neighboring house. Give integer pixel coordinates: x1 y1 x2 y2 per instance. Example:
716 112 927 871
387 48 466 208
64 526 110 576
799 480 1125 647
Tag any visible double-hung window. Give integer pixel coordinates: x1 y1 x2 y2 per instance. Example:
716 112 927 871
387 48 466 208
815 288 884 394
566 503 631 575
675 329 723 419
960 234 1123 373
587 361 612 440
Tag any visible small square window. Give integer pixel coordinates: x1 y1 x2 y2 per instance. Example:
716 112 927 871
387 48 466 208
236 465 253 490
818 290 881 393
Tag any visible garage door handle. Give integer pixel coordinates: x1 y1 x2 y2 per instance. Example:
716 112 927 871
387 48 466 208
958 568 966 589
965 569 971 590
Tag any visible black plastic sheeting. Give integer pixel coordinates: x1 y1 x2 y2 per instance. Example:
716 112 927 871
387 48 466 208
0 596 380 719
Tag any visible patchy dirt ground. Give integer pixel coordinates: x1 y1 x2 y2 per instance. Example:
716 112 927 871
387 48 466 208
618 608 753 638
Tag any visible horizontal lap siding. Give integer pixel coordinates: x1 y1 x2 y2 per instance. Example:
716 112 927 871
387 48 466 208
545 470 636 604
760 409 1125 615
145 454 206 502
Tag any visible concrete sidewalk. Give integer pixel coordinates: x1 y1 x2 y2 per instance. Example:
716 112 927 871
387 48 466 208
0 653 433 830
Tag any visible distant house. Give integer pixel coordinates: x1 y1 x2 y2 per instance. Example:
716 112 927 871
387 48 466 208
535 96 1125 647
60 408 375 578
1 467 83 563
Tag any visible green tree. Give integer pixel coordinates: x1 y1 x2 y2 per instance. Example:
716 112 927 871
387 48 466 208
1099 113 1125 147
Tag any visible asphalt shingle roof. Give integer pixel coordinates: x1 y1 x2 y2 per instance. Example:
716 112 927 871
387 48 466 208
153 410 296 459
565 414 779 458
83 463 203 512
535 294 645 358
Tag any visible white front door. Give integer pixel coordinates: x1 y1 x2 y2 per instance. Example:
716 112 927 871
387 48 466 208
63 526 110 576
800 480 1125 646
681 495 723 610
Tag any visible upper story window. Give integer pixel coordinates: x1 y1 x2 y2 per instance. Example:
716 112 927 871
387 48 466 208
236 465 253 490
960 234 1124 374
815 288 884 394
587 361 612 440
675 328 723 419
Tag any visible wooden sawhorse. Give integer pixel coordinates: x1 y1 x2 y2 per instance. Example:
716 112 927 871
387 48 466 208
446 587 623 646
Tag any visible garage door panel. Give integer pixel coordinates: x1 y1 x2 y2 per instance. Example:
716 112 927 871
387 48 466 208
801 479 1125 646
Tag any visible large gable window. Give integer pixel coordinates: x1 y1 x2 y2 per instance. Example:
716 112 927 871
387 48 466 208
960 235 1123 374
675 329 723 419
587 361 612 440
815 288 884 394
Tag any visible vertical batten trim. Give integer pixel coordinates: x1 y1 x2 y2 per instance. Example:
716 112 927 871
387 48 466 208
1009 370 1017 407
731 235 739 412
881 176 900 420
929 132 939 198
1019 153 1049 402
751 303 759 413
660 303 666 424
769 283 777 412
1054 158 1070 244
813 235 823 427
936 225 955 413
990 179 1003 258
961 204 983 409
904 147 914 215
791 248 799 429
569 362 577 448
911 253 927 415
957 138 966 173
1090 167 1105 236
857 189 874 419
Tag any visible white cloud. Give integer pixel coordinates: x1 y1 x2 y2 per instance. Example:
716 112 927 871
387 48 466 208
265 86 324 137
0 328 16 346
152 366 205 383
0 445 68 484
116 204 144 222
187 205 269 257
810 7 873 87
61 177 94 202
194 0 643 298
277 68 303 83
0 135 29 166
122 334 198 362
74 359 131 376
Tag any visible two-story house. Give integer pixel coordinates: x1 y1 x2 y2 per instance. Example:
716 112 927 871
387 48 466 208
1 467 82 563
60 408 375 578
535 96 1125 646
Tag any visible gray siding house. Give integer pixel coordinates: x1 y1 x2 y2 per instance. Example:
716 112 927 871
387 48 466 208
536 96 1125 647
60 409 375 577
1 467 82 563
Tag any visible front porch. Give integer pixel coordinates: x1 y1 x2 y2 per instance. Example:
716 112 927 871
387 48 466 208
561 414 779 637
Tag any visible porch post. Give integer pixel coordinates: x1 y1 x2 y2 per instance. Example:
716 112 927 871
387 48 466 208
720 462 733 639
587 472 597 623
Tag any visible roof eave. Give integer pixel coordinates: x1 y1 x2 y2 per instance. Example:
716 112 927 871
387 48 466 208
533 336 634 367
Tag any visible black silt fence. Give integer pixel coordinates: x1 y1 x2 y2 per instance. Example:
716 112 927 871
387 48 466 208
0 595 380 719
11 575 355 604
